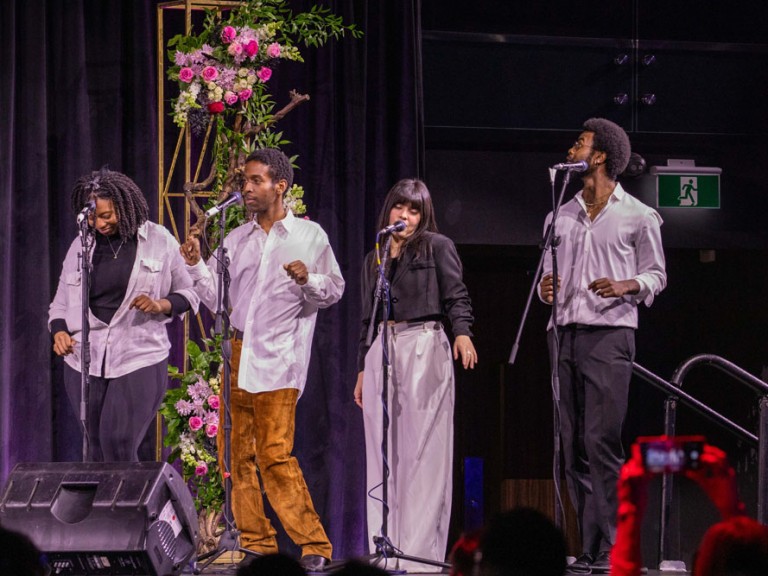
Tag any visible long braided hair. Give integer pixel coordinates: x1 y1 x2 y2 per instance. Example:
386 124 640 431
71 167 149 240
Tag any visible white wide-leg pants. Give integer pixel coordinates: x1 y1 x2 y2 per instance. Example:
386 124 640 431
362 321 454 572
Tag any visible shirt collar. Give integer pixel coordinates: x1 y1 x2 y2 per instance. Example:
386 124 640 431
576 182 626 207
252 209 296 234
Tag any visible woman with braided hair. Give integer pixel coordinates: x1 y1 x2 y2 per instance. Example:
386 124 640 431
49 168 199 462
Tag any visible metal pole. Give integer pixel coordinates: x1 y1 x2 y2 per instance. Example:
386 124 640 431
758 396 768 525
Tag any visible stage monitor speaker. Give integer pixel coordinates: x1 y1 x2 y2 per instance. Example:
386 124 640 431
0 461 198 575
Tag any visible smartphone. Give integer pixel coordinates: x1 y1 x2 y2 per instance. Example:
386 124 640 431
636 435 705 474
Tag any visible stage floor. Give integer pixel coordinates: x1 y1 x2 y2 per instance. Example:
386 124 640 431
184 556 691 575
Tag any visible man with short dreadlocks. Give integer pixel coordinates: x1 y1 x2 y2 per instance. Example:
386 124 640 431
49 168 199 462
181 148 344 572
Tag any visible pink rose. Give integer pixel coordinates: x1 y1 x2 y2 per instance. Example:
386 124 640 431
194 461 208 476
238 88 253 102
224 91 239 106
257 67 272 82
202 66 218 82
267 43 281 58
245 40 259 57
205 423 218 438
227 42 243 57
221 26 237 44
207 394 220 410
178 67 195 83
207 101 225 114
189 416 204 431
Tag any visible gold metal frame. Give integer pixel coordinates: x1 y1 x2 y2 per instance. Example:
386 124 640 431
155 0 242 459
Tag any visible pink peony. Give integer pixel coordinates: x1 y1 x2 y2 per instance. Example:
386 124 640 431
207 101 225 114
224 91 239 106
205 423 218 438
238 88 253 102
245 40 259 57
202 66 218 82
207 394 220 409
194 461 208 476
189 416 204 431
221 26 237 44
257 67 272 82
178 67 195 83
266 43 281 58
227 42 243 57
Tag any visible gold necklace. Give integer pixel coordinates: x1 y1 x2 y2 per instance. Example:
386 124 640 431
584 197 610 208
106 236 126 259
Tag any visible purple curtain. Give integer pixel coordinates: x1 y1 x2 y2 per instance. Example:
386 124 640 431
0 0 422 559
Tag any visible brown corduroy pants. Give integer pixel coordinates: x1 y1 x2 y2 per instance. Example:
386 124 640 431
217 338 332 558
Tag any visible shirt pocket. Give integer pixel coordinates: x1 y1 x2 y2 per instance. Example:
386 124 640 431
65 271 81 299
135 258 163 296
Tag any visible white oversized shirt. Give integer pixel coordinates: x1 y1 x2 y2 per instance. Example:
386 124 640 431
540 183 667 329
48 221 200 378
187 211 345 395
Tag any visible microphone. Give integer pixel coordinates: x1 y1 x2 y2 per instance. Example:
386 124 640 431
205 191 243 218
76 200 96 224
378 220 406 235
552 160 589 172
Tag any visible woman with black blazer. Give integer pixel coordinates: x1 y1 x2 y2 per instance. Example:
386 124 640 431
354 178 477 571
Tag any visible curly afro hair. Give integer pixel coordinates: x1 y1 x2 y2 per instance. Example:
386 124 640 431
245 148 294 190
583 118 631 180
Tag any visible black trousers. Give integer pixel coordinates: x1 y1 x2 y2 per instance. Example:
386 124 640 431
548 325 635 555
63 359 168 462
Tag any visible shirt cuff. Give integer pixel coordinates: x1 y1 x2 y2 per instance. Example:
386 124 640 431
300 273 322 296
50 318 69 336
634 276 653 305
186 259 209 281
166 293 192 316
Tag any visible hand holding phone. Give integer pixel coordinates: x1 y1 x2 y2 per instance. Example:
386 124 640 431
683 443 746 519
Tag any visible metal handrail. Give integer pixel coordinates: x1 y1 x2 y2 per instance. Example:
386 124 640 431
632 362 758 443
671 353 768 395
634 355 768 570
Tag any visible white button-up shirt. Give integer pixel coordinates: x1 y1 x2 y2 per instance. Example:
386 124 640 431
48 221 200 378
541 184 667 329
187 211 345 395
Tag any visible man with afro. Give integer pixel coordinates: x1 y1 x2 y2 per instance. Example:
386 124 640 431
539 118 667 574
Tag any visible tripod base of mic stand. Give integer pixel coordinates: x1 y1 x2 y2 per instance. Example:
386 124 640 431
193 529 261 573
358 535 451 574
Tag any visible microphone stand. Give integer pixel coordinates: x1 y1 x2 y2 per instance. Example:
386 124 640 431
77 217 94 462
508 167 573 529
362 231 450 573
195 208 258 572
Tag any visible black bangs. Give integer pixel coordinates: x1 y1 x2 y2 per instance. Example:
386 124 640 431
391 188 425 212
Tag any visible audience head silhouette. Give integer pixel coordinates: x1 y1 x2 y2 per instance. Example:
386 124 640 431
0 525 49 576
692 515 768 576
478 507 567 576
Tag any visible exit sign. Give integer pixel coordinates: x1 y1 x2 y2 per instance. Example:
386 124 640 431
657 174 720 208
